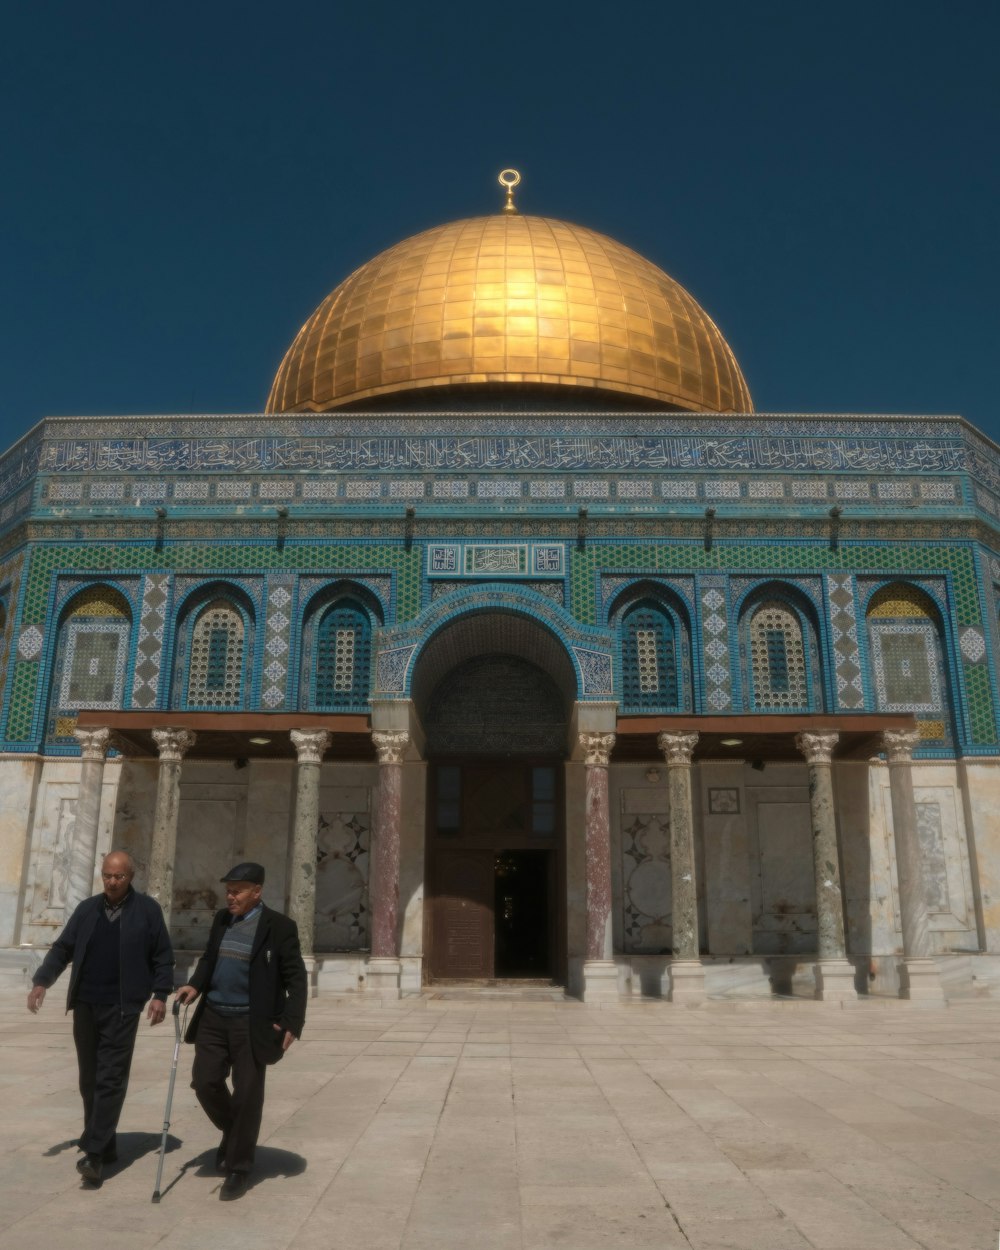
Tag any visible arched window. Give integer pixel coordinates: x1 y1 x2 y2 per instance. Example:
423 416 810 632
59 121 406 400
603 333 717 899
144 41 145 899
747 599 811 710
186 598 247 709
47 585 131 743
621 600 679 711
312 601 372 709
866 583 950 743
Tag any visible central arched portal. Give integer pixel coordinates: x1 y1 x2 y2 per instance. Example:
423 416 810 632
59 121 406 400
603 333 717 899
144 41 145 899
413 613 575 984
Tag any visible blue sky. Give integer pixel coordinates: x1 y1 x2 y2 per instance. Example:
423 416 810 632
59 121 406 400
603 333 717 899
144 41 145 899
2 2 997 443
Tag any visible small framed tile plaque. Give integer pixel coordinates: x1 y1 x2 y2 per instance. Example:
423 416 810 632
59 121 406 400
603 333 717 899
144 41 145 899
708 787 740 815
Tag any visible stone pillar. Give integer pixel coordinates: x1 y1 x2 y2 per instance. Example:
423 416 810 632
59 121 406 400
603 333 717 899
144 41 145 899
368 730 408 999
67 727 113 913
658 731 705 1004
579 731 619 1003
289 729 331 962
883 728 946 1004
148 727 196 924
795 731 856 1001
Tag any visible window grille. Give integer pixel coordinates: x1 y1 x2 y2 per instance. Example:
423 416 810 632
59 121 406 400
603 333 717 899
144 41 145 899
188 601 245 708
314 604 371 708
749 602 808 709
622 604 677 710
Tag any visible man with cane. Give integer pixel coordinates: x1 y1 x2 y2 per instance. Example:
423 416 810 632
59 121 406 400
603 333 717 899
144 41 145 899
27 849 174 1186
175 862 306 1200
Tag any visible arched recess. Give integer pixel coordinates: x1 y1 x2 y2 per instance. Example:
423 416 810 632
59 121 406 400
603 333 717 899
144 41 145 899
299 582 383 711
46 584 132 744
412 609 577 757
737 582 824 713
866 582 954 746
171 583 255 711
608 582 692 713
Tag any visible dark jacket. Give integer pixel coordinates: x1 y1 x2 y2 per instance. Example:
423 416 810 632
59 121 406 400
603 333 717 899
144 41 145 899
184 903 307 1066
32 890 174 1015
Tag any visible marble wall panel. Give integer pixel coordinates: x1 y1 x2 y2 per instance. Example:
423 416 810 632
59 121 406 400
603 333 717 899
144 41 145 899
315 779 372 952
958 760 1000 953
618 786 671 954
837 760 898 958
172 766 247 949
700 762 753 955
398 761 425 974
242 762 294 905
876 764 977 953
0 759 39 945
745 770 815 954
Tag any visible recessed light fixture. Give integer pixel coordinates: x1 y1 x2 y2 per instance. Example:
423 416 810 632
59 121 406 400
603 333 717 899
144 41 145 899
248 737 271 746
720 738 743 747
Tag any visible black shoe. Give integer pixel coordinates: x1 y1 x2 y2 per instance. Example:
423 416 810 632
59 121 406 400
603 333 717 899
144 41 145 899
220 1171 248 1200
77 1153 103 1184
215 1135 229 1173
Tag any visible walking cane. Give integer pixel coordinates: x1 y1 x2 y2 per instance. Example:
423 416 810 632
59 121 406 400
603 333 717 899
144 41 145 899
152 999 187 1203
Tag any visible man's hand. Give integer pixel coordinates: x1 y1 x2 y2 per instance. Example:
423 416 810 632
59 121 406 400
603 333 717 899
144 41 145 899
175 985 199 1005
27 985 45 1014
273 1023 296 1052
147 998 166 1025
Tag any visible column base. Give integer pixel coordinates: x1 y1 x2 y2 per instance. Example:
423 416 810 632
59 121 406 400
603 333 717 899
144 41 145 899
301 955 317 999
813 958 858 1002
669 959 706 1004
365 956 402 1001
899 958 947 1007
581 960 620 1005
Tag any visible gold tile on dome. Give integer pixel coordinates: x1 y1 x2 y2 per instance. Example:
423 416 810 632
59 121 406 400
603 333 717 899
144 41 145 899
265 212 752 414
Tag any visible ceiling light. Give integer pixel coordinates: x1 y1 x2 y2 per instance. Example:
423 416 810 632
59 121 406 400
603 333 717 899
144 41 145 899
248 737 271 746
720 738 743 746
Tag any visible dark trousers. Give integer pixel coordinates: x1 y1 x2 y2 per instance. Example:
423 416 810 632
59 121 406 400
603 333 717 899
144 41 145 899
72 1003 140 1156
191 1006 266 1174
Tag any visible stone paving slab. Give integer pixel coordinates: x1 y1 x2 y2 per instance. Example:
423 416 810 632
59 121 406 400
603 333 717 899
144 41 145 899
2 989 1000 1249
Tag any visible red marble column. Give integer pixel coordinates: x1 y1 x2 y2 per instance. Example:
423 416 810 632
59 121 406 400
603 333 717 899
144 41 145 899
370 730 408 960
579 731 618 1003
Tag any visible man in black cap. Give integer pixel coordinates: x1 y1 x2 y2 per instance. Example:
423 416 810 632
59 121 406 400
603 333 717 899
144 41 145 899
175 862 307 1200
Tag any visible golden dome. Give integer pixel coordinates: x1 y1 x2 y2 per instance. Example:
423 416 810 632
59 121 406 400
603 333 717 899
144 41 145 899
266 214 752 414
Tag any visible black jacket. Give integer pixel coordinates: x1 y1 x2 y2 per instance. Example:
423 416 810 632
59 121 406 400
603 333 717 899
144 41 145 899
184 904 307 1066
32 890 174 1015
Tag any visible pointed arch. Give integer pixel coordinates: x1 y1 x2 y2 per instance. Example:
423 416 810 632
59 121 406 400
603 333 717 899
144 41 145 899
172 583 255 711
866 581 952 744
738 582 824 713
46 584 133 743
609 581 692 713
299 582 382 711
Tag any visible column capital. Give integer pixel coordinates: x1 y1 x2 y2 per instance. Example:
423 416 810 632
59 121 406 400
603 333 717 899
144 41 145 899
657 730 698 767
373 730 409 764
73 726 113 762
290 727 331 764
882 727 921 763
579 731 616 767
151 727 197 763
795 730 839 765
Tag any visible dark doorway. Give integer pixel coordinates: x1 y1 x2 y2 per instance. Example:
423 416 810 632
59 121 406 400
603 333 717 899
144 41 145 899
427 762 564 982
494 850 551 977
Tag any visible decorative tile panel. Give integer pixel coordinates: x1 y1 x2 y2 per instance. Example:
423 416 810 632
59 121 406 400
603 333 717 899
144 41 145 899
131 574 170 708
826 574 864 709
700 578 732 710
261 574 296 710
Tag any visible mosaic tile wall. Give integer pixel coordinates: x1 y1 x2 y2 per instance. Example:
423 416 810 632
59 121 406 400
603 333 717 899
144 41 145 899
2 414 1000 759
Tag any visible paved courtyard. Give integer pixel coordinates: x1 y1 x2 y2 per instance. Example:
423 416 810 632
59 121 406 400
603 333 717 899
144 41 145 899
2 987 1000 1250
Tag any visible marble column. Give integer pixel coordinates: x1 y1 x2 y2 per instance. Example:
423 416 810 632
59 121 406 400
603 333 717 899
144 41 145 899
67 727 113 913
580 731 618 1003
795 731 857 1001
148 727 196 925
289 729 331 962
658 731 705 1003
368 730 408 999
883 728 946 1004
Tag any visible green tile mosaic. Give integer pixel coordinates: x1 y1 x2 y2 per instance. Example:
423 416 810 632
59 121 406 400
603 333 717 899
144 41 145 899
8 541 420 743
964 664 998 743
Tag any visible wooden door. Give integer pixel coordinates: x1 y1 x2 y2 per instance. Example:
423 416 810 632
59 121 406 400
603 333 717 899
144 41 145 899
433 850 494 979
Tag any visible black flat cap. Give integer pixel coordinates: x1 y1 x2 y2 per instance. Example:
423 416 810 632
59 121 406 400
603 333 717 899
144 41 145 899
220 862 265 885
